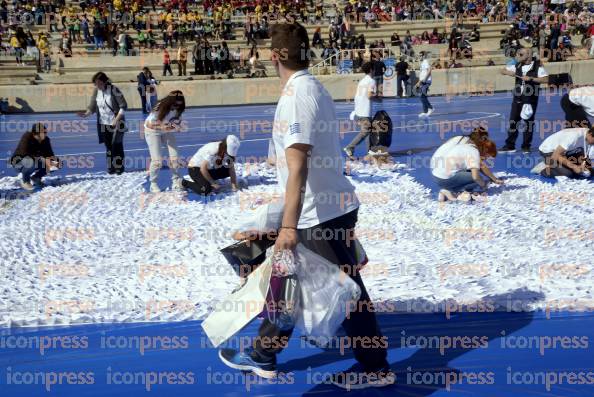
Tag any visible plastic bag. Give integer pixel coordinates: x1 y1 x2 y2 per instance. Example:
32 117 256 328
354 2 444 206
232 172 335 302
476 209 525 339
232 201 284 235
293 244 362 344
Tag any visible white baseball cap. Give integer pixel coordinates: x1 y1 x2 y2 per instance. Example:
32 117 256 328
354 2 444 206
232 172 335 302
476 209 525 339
226 135 240 157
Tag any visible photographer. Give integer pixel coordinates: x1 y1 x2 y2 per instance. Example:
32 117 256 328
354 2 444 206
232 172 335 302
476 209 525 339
537 127 594 178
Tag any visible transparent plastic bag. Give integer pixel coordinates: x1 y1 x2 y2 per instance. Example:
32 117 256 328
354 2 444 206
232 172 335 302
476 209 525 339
293 244 362 344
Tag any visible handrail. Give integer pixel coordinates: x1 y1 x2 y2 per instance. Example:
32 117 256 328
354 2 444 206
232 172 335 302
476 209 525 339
309 45 416 75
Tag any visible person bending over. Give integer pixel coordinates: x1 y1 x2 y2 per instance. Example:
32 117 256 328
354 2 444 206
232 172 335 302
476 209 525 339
431 128 502 202
10 123 61 190
184 135 241 195
535 126 594 178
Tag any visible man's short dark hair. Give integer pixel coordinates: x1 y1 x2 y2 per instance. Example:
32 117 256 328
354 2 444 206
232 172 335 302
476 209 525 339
361 62 372 74
270 22 310 70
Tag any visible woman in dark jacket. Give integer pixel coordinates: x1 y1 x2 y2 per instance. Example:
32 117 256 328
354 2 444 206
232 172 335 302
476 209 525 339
11 123 60 190
77 72 128 174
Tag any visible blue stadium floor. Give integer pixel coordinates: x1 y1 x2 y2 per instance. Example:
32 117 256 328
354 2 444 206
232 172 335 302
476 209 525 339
1 92 593 396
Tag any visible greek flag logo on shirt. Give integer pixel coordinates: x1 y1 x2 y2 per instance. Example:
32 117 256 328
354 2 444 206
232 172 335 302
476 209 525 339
289 123 301 135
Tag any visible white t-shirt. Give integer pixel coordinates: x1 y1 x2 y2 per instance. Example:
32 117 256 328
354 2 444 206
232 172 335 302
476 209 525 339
189 141 220 168
431 136 481 179
505 61 548 95
144 110 178 134
272 70 359 229
353 74 376 118
419 59 432 84
539 128 588 154
97 89 115 126
569 86 594 117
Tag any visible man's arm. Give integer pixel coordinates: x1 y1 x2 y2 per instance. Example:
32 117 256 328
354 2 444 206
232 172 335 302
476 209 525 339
551 145 585 173
275 143 311 252
500 67 516 76
199 160 219 188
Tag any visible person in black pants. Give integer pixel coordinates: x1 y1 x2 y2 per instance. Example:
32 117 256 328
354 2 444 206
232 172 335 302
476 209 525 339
77 72 128 174
218 22 393 390
561 86 593 129
499 48 548 153
183 135 241 195
395 56 409 97
137 67 150 115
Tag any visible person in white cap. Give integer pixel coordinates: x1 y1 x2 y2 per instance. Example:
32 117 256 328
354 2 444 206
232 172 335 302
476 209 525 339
143 90 185 192
184 135 240 195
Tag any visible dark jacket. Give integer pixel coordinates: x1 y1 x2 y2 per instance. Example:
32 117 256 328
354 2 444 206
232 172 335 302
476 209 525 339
86 83 128 142
11 131 55 167
513 59 542 105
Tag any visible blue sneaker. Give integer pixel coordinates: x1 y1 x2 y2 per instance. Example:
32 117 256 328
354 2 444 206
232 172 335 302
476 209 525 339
327 363 396 390
218 348 277 379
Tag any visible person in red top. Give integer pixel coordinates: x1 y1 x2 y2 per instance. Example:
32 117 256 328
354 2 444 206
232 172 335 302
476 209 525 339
163 48 173 76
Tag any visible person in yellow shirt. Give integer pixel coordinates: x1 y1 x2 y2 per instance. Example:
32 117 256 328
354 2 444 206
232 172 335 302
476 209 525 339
10 35 24 66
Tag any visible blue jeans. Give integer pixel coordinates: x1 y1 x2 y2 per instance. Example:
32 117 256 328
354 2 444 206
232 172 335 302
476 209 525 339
420 82 433 113
434 171 482 193
14 157 47 183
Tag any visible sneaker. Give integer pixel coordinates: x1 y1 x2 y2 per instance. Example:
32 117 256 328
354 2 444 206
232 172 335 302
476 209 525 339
218 348 277 379
531 161 547 174
20 180 34 191
418 112 427 118
328 363 396 390
521 146 531 153
150 183 161 193
499 145 516 153
426 108 434 116
343 147 354 158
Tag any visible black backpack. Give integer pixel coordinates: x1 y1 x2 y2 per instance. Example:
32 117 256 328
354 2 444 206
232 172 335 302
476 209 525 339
369 110 393 148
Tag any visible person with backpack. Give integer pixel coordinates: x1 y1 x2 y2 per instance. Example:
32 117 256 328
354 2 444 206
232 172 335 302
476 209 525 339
144 90 186 192
343 61 377 159
184 135 241 195
430 127 502 202
76 72 128 174
499 47 548 153
10 123 61 190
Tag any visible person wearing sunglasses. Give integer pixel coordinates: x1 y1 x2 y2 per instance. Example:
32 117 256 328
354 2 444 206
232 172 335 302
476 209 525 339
143 90 186 193
10 123 61 191
184 135 241 195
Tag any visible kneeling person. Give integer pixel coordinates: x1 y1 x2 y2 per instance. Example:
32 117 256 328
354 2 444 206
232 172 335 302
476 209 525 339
10 123 61 190
184 135 241 195
536 127 594 178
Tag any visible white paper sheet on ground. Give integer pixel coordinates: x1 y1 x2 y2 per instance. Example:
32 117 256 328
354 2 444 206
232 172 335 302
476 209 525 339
201 256 272 347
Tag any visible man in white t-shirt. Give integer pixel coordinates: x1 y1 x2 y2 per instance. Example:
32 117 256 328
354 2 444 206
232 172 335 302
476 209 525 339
343 61 377 158
561 86 593 129
218 22 395 390
536 126 594 178
499 47 548 153
415 51 434 118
